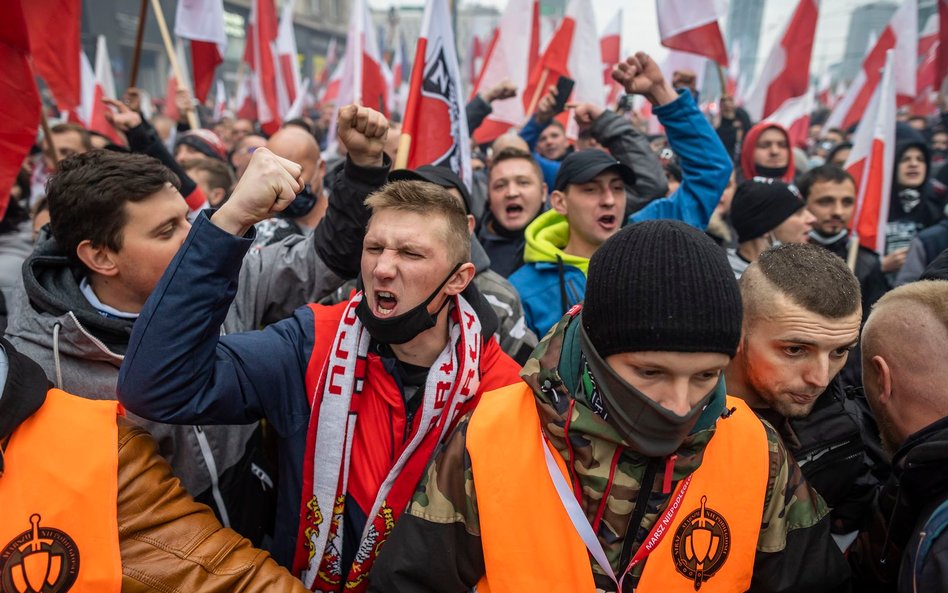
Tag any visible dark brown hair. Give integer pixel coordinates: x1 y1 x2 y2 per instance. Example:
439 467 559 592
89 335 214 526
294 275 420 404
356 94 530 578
47 151 179 263
742 242 861 320
490 147 543 185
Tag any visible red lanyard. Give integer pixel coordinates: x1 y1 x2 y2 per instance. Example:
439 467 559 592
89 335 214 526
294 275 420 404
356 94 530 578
542 435 691 590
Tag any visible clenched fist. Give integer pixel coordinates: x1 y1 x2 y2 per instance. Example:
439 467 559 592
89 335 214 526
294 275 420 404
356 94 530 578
211 148 304 236
612 52 678 107
337 105 389 167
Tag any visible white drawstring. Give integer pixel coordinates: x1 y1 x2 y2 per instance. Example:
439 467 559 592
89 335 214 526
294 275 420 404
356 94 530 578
52 322 63 389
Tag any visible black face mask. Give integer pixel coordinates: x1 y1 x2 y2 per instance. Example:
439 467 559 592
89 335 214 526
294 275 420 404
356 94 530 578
755 164 787 179
281 184 318 219
580 324 716 457
356 263 463 345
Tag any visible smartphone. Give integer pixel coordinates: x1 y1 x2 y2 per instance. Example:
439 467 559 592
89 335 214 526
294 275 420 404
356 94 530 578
551 75 575 115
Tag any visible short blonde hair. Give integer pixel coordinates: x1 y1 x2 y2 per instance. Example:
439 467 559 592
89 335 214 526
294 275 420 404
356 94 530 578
365 180 471 263
871 280 948 331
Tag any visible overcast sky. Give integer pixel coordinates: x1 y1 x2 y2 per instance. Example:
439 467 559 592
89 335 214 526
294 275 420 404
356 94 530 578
367 0 904 83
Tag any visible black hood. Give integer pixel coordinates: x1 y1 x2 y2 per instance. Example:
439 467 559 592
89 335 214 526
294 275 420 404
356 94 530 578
22 238 133 354
0 337 50 442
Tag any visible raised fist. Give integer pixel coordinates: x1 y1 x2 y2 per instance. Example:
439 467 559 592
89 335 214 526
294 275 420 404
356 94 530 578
612 52 678 107
337 104 389 167
212 148 304 236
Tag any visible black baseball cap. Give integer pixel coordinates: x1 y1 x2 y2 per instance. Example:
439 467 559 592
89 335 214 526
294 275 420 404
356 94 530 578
554 149 636 192
389 165 472 214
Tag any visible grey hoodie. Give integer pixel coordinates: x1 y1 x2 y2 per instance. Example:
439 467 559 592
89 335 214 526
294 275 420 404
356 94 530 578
4 238 259 523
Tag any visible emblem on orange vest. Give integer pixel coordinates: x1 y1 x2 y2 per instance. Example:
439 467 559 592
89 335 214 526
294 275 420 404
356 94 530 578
671 495 730 590
0 514 79 593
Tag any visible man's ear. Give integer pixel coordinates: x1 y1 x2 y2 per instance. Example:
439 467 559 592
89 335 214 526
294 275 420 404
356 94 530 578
444 262 477 296
210 187 226 208
466 214 476 235
75 240 119 277
551 189 568 216
871 355 893 407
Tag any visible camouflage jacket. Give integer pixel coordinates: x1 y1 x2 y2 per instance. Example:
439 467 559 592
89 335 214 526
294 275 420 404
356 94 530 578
369 313 851 593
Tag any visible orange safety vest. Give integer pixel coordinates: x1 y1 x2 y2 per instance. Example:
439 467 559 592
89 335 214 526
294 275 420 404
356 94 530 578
467 382 769 593
0 389 122 593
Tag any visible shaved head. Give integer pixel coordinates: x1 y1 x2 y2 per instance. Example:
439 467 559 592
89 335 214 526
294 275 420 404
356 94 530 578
862 280 948 451
267 126 321 181
492 133 529 156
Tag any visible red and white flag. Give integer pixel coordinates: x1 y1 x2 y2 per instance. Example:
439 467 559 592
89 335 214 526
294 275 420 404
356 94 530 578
844 50 896 255
247 0 281 134
396 0 471 186
742 0 819 121
600 9 623 107
318 37 338 87
0 0 41 216
726 40 742 99
911 14 940 117
334 0 388 116
88 35 123 144
320 62 342 105
22 0 81 113
164 63 180 122
213 79 227 121
276 0 302 115
522 0 604 123
657 0 729 67
235 74 257 121
768 87 815 150
284 78 310 121
174 0 226 103
816 68 834 109
825 0 916 132
469 0 541 144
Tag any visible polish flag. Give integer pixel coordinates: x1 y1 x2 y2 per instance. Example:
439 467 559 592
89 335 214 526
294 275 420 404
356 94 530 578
657 0 729 67
212 80 227 121
396 0 471 187
522 0 604 120
392 33 407 89
319 62 342 105
235 74 257 121
335 0 389 116
742 0 819 122
174 0 226 103
318 37 338 87
911 15 940 117
276 0 302 113
469 0 541 144
0 0 42 216
726 40 742 99
89 36 123 144
825 0 917 132
816 68 834 108
600 9 623 107
22 0 81 113
247 0 281 134
844 50 896 255
768 88 815 150
284 78 310 121
73 51 95 127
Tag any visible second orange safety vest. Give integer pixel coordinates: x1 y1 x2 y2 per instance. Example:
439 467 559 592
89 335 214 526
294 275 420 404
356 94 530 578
466 382 769 592
0 389 122 593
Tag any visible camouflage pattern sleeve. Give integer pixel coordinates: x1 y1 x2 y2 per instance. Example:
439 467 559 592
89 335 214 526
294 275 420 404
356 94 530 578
405 412 481 537
757 418 830 553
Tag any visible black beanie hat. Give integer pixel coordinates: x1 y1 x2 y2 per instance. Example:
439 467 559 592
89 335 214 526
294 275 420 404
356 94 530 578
730 178 805 242
582 219 742 358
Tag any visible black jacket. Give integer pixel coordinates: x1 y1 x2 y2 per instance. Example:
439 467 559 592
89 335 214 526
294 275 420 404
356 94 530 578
850 417 948 593
757 378 884 535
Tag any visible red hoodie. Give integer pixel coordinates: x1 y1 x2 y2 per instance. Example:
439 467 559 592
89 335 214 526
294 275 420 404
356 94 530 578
740 121 796 183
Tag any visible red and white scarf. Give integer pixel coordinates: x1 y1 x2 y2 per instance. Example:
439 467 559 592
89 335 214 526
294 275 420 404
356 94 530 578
294 291 482 592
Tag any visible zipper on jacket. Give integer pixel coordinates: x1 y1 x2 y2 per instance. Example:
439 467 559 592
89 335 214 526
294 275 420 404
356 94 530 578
193 425 231 528
618 458 660 584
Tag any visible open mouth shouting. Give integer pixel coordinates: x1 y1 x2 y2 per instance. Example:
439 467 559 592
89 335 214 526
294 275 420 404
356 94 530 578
375 291 398 317
597 214 618 231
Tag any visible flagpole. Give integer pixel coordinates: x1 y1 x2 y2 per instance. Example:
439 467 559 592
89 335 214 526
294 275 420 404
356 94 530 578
846 233 860 272
149 0 200 129
129 0 149 88
716 64 727 98
39 108 59 167
525 68 549 118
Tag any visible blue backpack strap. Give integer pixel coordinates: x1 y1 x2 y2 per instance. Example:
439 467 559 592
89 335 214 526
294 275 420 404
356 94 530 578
915 499 948 582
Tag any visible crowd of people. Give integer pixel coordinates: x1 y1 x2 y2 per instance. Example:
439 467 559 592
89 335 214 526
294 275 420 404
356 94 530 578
1 47 947 593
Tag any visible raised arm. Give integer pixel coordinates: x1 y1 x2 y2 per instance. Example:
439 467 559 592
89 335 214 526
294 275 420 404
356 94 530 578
611 52 732 229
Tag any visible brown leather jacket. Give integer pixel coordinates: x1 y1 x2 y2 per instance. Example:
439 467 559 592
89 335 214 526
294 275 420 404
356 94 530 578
117 417 307 592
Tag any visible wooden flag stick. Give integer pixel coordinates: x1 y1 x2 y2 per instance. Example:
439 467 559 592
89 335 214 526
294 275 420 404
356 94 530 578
39 107 58 167
525 68 550 118
129 0 148 88
716 63 727 98
149 0 199 129
846 233 860 272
